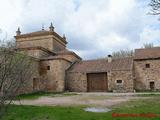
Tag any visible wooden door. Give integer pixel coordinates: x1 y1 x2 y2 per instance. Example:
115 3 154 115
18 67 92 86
87 73 107 92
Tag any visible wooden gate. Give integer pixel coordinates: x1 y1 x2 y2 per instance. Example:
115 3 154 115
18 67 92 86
87 73 107 92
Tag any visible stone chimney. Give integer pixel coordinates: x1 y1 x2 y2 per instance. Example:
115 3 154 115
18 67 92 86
108 55 112 63
49 22 54 32
16 27 21 36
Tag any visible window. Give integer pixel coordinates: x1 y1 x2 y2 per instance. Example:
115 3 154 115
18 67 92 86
47 66 50 70
146 64 150 68
116 80 122 84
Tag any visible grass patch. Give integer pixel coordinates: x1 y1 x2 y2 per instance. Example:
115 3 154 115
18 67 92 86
16 92 78 100
136 93 160 97
2 96 160 120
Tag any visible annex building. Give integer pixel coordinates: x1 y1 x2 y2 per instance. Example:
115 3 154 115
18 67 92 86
15 23 160 93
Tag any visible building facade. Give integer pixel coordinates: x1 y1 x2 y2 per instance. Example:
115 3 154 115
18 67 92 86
15 24 160 93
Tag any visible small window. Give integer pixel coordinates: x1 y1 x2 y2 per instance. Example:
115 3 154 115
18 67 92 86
47 66 50 70
116 80 122 84
146 64 150 68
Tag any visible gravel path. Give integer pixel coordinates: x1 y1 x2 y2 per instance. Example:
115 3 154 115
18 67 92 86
13 93 153 107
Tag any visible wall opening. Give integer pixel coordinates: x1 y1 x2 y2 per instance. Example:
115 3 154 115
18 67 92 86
116 80 123 84
47 66 50 70
33 78 38 90
145 64 150 68
149 81 155 90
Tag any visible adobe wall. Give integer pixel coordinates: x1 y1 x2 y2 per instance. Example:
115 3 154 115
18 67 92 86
134 59 160 91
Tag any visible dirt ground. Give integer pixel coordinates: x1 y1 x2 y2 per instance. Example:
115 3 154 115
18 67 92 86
13 93 154 107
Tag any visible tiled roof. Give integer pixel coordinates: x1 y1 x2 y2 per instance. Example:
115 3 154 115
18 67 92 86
40 55 71 63
40 49 81 62
15 30 67 44
56 49 82 60
15 46 56 56
68 57 133 73
135 47 160 60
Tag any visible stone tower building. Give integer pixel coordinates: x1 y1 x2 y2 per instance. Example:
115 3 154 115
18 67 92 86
15 23 81 93
14 24 160 93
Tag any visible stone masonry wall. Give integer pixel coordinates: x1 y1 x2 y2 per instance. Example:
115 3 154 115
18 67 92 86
66 72 87 92
17 60 46 94
16 35 66 52
40 59 71 92
134 59 160 91
108 70 134 92
20 49 50 59
16 36 54 51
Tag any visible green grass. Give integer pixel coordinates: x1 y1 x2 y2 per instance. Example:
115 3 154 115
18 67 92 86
2 96 160 120
16 92 78 100
136 93 160 97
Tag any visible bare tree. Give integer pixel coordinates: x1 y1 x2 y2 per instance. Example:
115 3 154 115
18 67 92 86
149 0 160 15
143 43 154 48
112 49 134 59
0 40 36 117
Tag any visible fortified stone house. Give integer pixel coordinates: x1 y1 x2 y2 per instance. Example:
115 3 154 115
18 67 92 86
15 23 160 93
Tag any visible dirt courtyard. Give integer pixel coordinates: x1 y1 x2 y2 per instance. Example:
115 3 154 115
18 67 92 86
13 93 156 107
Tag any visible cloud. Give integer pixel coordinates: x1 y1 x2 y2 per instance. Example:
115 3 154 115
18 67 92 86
0 0 160 59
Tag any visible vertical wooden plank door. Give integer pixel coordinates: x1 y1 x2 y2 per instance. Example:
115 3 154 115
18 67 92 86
87 73 107 92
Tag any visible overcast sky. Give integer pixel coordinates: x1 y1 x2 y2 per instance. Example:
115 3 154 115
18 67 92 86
0 0 160 59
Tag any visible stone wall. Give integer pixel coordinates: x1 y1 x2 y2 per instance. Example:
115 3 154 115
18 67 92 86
40 59 71 92
66 70 134 92
108 70 134 92
134 59 160 91
17 60 46 94
53 38 66 52
16 36 54 51
16 35 66 52
19 49 51 59
66 72 87 92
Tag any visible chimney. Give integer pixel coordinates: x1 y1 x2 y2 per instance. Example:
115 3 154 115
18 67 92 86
108 55 112 63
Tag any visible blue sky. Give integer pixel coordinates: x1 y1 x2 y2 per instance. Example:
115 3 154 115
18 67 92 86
0 0 160 59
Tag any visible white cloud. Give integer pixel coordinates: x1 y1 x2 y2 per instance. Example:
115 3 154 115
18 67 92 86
0 0 160 59
139 27 160 46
